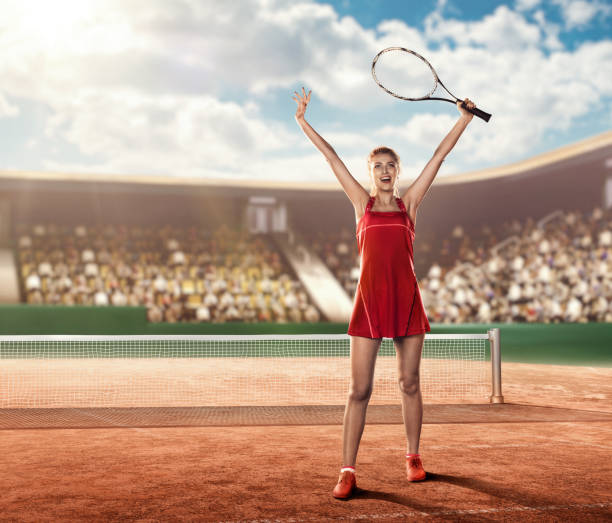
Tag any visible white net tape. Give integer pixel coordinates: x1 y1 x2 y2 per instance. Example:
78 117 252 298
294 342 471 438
0 334 492 408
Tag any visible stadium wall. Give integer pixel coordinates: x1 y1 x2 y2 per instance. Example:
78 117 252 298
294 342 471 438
3 185 245 229
3 158 606 287
285 154 609 238
1 134 608 235
0 306 610 367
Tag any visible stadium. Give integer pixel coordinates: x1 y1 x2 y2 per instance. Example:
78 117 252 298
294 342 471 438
1 0 612 520
2 131 611 332
1 129 611 520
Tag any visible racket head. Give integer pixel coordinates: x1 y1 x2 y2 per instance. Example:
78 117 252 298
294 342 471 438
371 47 440 101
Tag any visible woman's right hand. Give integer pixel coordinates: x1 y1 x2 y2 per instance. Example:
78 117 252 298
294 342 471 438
292 87 311 121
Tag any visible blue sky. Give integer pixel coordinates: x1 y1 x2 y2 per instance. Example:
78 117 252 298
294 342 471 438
0 0 611 185
320 0 612 48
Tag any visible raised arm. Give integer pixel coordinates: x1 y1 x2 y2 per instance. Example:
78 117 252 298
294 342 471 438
401 98 476 212
293 88 369 212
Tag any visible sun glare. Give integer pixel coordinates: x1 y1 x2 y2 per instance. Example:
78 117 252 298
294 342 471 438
20 0 99 52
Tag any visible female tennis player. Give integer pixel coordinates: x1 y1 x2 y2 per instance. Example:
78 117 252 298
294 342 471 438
293 87 476 499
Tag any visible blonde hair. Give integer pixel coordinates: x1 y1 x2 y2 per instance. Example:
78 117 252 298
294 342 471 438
367 146 401 198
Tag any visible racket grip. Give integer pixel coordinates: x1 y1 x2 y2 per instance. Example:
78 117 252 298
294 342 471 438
467 105 491 122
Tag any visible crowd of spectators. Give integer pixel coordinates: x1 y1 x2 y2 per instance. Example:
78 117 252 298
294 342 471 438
15 204 611 325
304 221 508 296
303 227 360 297
16 223 321 323
308 206 611 324
420 207 612 324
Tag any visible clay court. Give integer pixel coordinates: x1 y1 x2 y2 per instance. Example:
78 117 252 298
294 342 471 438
1 361 611 522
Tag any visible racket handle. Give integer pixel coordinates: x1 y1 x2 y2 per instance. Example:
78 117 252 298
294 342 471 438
461 102 491 122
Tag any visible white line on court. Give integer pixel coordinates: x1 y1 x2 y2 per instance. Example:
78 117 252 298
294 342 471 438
219 502 612 523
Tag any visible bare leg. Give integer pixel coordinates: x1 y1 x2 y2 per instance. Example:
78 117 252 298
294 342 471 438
394 334 425 454
341 335 381 467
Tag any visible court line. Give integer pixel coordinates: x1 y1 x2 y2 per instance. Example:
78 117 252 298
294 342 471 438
219 502 612 522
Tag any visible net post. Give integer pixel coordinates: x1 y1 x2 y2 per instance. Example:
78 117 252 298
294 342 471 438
488 328 504 404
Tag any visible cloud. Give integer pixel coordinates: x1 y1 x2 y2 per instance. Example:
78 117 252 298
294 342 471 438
533 10 563 51
373 40 612 165
425 5 542 51
44 90 297 177
552 0 612 29
0 93 19 118
516 0 541 10
0 0 611 185
377 113 457 148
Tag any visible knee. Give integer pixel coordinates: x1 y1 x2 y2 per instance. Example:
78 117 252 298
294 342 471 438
398 374 420 396
349 382 372 403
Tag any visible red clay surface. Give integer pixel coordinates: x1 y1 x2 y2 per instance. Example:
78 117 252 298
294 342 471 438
0 362 611 521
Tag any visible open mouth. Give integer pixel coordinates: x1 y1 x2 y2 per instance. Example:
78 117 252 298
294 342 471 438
380 176 391 182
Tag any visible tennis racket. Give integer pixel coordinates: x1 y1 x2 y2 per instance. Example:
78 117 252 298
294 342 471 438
371 47 491 122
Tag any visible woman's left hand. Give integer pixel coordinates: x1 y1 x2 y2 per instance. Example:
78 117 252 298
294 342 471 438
457 98 476 121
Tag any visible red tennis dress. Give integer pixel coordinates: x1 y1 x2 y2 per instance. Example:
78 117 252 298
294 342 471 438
348 196 431 339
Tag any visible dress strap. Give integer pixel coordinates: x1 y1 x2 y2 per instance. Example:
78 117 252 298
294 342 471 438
365 196 375 212
395 197 407 213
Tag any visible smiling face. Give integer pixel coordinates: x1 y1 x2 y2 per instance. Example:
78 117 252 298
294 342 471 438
368 148 400 197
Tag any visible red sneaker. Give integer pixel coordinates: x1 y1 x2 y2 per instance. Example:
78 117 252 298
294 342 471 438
332 470 356 499
406 455 426 482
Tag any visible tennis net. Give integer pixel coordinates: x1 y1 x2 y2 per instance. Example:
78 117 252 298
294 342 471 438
0 331 502 408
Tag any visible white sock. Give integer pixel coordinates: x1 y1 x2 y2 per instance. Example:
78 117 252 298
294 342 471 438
341 466 355 474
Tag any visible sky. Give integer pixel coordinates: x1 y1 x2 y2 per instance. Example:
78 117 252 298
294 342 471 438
0 0 611 186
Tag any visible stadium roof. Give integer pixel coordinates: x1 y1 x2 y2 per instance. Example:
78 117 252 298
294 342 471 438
1 130 611 190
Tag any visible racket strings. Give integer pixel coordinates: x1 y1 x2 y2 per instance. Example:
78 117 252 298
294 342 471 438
372 49 438 101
